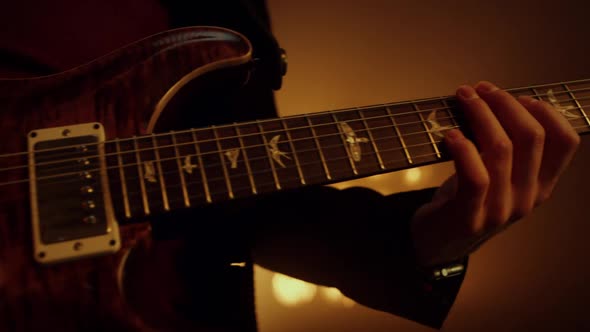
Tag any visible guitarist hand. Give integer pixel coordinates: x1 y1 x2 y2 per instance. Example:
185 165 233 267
410 81 580 267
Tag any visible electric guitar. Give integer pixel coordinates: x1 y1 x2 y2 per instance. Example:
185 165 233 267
0 26 588 331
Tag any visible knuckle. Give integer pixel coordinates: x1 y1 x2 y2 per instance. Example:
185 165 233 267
497 89 514 101
563 131 581 149
489 138 513 160
463 97 486 109
486 89 513 105
522 126 545 148
469 173 490 196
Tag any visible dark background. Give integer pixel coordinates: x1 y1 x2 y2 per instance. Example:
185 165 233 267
254 1 590 331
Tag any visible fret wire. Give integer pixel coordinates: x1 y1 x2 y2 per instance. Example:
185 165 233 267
257 121 282 190
212 126 235 199
23 87 590 184
19 121 464 186
13 89 590 166
133 138 150 215
441 98 458 128
306 116 332 180
8 91 590 179
33 125 554 191
531 87 542 102
191 130 212 203
10 85 588 188
235 126 258 195
10 110 462 175
7 83 590 162
387 106 413 164
332 114 358 175
504 78 590 94
120 146 452 206
357 108 385 170
563 83 590 127
25 111 457 171
529 87 542 100
533 86 558 111
281 118 306 185
114 133 458 184
415 103 442 159
114 139 131 218
152 134 170 211
30 117 590 190
171 131 191 208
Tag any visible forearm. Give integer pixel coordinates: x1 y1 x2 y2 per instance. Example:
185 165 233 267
253 186 467 328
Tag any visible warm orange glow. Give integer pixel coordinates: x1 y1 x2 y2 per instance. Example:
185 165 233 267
258 1 590 331
321 287 356 308
271 273 317 307
404 167 422 185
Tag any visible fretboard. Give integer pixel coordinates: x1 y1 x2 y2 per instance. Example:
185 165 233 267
104 78 590 220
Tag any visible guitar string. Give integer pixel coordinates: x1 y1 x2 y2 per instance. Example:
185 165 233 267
17 86 590 160
115 158 429 216
14 91 590 177
28 111 461 172
113 134 565 214
13 104 590 191
2 88 588 184
0 85 588 160
1 124 462 188
4 89 590 172
160 149 433 208
0 92 589 185
2 97 589 187
108 94 590 212
2 103 461 164
45 138 455 214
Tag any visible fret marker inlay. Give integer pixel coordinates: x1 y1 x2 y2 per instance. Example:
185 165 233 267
426 110 453 138
547 89 579 119
224 148 241 169
143 161 157 183
339 122 368 162
268 135 290 168
182 155 198 174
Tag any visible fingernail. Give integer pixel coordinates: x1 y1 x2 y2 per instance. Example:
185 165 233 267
475 81 499 93
457 85 479 100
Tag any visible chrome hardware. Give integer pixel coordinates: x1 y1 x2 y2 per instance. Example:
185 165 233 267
28 122 120 264
82 200 96 209
80 186 94 194
83 215 97 224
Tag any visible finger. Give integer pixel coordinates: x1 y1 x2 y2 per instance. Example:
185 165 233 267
475 81 545 217
444 129 489 233
456 85 512 227
518 95 580 203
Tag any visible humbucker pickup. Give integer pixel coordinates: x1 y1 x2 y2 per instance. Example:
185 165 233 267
28 123 120 264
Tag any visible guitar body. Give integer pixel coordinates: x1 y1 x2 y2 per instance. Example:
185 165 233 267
0 26 254 332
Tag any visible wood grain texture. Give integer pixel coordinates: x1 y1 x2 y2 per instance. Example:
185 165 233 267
0 26 252 331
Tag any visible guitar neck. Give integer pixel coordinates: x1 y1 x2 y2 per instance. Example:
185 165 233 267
105 78 590 220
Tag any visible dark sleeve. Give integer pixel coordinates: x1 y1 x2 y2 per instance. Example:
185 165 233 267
335 187 467 329
253 186 467 329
